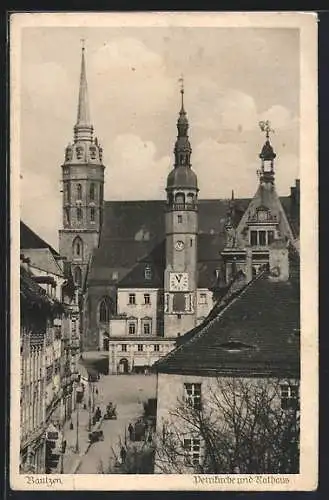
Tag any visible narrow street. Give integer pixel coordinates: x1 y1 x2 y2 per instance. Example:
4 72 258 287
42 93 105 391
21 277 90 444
75 374 157 474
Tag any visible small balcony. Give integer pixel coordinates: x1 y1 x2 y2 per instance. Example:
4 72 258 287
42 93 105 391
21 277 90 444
166 203 198 212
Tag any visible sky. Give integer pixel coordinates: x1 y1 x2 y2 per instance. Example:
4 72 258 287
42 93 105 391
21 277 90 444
19 26 300 249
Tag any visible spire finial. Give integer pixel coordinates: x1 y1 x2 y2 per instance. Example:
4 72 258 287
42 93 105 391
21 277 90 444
76 40 91 129
178 74 185 110
259 120 274 140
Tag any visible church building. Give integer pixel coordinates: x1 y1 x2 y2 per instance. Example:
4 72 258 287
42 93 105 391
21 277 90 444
58 47 300 374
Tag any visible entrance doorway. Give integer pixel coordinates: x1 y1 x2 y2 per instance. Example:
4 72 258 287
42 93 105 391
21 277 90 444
103 337 109 351
118 358 129 374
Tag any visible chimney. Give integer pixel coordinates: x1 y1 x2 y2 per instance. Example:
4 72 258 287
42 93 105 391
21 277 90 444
269 240 289 282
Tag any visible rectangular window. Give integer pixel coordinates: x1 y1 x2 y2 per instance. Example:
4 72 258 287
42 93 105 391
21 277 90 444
154 344 160 352
138 344 144 352
250 230 258 246
121 344 127 352
183 438 201 466
128 293 136 305
143 322 151 335
281 384 299 410
199 293 207 305
144 293 150 305
184 383 202 410
128 322 136 335
177 215 182 223
268 230 275 245
259 230 266 246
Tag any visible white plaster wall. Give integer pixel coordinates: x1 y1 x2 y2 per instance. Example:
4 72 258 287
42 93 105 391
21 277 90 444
117 288 158 335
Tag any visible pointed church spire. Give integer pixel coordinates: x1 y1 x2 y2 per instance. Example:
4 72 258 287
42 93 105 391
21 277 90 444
74 40 93 142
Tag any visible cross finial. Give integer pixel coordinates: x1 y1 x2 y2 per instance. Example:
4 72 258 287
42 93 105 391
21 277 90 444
259 120 274 140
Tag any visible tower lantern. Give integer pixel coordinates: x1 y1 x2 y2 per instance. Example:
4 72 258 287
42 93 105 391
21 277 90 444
258 120 276 184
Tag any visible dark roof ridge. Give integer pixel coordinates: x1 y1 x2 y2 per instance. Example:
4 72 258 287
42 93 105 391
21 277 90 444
156 270 267 369
21 221 60 256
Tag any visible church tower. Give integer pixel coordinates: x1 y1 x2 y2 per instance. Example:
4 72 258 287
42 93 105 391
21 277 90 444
59 43 105 289
164 80 199 337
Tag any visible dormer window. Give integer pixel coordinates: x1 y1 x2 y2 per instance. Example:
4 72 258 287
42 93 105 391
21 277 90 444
257 209 268 222
144 266 152 280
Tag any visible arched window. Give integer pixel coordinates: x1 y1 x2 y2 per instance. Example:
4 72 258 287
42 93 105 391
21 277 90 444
99 298 111 323
74 267 82 287
64 208 70 226
89 183 95 201
175 192 185 205
77 208 82 221
64 183 71 203
187 193 194 204
72 237 83 259
77 183 82 200
90 207 95 222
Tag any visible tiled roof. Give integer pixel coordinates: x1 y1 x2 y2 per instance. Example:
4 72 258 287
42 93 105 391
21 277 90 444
154 271 300 378
21 248 64 277
20 265 63 316
88 196 295 287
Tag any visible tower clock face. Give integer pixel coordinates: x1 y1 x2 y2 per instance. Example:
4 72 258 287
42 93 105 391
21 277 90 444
175 240 185 251
169 272 189 291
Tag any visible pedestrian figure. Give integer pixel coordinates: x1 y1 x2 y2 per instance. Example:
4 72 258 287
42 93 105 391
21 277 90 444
128 423 133 440
95 406 101 421
69 421 74 430
120 446 127 463
95 389 98 395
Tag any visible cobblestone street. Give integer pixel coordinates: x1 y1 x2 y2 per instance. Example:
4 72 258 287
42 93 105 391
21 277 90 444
60 373 157 474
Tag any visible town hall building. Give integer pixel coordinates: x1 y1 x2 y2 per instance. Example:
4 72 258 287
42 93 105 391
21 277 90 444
58 46 300 374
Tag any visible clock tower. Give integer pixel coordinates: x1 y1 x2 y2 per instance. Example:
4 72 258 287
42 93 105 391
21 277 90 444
164 80 199 337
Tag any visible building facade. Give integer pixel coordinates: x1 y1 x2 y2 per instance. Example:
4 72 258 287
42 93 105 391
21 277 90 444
20 224 81 473
57 48 300 376
154 244 300 474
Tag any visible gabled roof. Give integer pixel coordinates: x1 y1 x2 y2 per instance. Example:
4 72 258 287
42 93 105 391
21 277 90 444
155 271 300 378
20 221 59 256
236 184 295 244
21 248 64 277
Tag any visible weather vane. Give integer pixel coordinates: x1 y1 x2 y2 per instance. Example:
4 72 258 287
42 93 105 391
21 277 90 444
259 120 274 140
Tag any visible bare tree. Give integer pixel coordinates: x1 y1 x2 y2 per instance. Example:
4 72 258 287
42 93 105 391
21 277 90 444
155 377 299 474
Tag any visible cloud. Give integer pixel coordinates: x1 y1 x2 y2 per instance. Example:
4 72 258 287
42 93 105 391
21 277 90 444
105 133 171 200
20 171 61 249
193 138 256 198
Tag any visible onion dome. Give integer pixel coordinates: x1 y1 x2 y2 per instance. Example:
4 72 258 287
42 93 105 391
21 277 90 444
167 165 198 190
